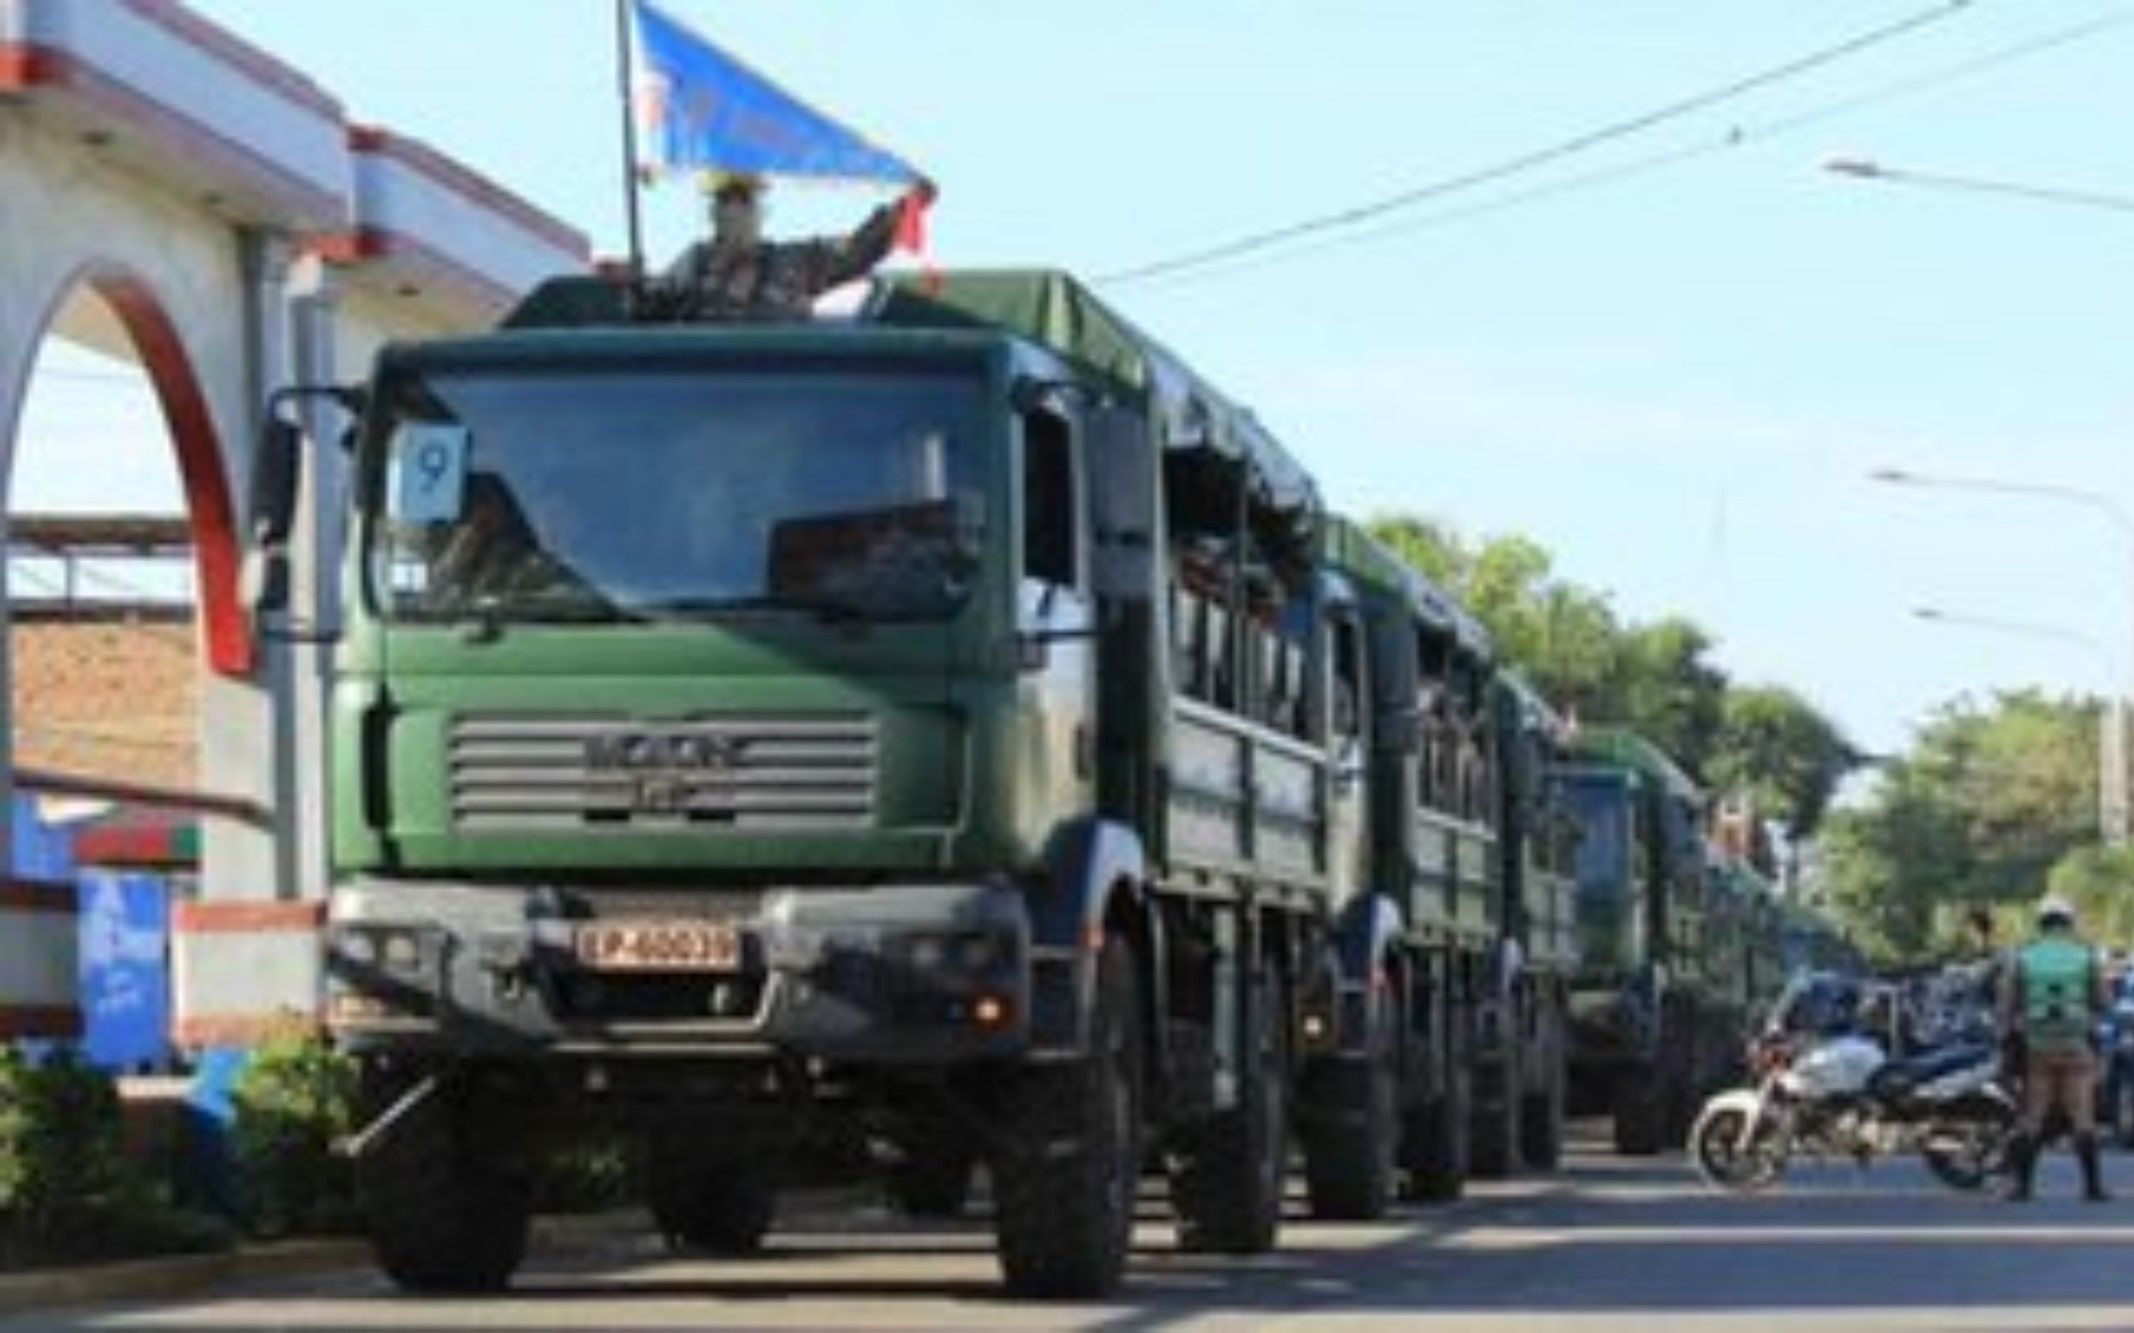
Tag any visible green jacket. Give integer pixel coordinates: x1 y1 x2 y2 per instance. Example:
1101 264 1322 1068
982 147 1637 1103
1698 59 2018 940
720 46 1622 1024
2013 934 2099 1054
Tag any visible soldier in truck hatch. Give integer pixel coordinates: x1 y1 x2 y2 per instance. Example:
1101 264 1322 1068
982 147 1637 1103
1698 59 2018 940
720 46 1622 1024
654 170 936 321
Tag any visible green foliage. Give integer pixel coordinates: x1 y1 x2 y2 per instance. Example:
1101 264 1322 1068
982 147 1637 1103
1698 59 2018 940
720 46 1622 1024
2046 845 2134 951
0 1045 125 1262
0 1046 227 1266
1363 511 1855 825
231 1034 360 1237
1709 685 1859 840
1614 618 1727 770
1820 690 2107 963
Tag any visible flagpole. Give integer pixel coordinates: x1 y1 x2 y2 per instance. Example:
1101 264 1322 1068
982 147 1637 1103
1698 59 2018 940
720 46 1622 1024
615 0 648 282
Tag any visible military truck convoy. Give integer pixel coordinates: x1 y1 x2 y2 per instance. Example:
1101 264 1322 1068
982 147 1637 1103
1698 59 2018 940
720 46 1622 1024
245 267 1817 1299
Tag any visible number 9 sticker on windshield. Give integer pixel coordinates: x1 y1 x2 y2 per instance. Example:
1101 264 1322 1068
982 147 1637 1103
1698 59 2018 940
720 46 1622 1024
389 423 471 522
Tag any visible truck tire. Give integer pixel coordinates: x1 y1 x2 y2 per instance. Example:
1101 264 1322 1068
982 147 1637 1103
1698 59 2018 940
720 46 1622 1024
1402 1011 1471 1203
886 1128 977 1219
648 1155 777 1255
992 934 1142 1298
356 1080 530 1293
1665 1021 1702 1145
1171 967 1291 1253
1467 1054 1522 1180
1302 1045 1398 1221
1613 1061 1667 1156
1519 1051 1567 1171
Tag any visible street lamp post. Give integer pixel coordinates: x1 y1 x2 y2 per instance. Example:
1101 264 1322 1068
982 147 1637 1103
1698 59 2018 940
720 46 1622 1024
1874 466 2134 846
1826 158 2134 219
1912 606 2125 846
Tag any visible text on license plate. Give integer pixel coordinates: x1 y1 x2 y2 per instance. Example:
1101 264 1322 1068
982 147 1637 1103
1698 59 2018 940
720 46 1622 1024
574 920 741 973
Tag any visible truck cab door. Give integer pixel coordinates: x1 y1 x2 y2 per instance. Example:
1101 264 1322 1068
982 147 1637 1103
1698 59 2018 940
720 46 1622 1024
1325 607 1370 906
1018 400 1096 805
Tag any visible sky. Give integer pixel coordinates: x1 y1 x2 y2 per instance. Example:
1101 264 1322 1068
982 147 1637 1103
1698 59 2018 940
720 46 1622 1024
16 0 2134 761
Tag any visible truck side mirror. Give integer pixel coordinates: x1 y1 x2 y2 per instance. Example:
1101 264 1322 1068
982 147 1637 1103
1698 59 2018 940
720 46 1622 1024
242 415 304 618
249 416 303 547
240 543 291 617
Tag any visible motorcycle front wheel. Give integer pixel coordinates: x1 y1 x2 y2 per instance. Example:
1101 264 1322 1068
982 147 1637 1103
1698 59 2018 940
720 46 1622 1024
1690 1103 1787 1194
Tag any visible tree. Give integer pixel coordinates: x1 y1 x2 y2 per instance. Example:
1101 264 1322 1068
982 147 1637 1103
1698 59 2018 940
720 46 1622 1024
1368 516 1622 719
1816 690 2105 963
1611 618 1726 776
2047 845 2134 951
1706 685 1859 841
1363 512 1853 824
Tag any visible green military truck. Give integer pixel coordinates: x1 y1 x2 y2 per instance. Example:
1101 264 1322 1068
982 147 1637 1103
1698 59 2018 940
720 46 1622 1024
246 268 1392 1298
1558 727 1714 1155
1704 848 1789 1059
1482 672 1579 1174
1291 522 1573 1216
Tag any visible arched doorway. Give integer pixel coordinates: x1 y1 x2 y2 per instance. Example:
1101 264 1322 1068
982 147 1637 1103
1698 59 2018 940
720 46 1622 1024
3 268 249 1049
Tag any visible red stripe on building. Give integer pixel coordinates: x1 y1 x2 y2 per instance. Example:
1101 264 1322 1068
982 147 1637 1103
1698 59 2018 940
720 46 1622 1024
72 820 200 867
172 1012 320 1048
0 879 77 913
349 124 588 257
171 900 325 935
2 45 341 226
0 41 64 89
0 1005 85 1041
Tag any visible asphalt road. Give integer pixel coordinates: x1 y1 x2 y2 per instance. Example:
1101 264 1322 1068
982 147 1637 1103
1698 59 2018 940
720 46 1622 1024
13 1127 2134 1331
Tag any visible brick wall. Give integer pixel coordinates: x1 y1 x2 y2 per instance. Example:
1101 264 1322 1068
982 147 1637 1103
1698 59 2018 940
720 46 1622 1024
9 620 198 789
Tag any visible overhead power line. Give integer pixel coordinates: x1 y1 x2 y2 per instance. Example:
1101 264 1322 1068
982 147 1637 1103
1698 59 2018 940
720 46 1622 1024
1098 0 1983 288
1128 6 2134 290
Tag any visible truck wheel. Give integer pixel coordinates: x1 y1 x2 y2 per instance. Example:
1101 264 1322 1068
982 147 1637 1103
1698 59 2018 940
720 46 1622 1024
1519 1056 1567 1171
1665 1022 1702 1145
1613 1062 1667 1156
1171 968 1291 1253
356 1079 530 1293
886 1128 977 1219
648 1155 777 1255
1303 1043 1398 1221
992 934 1142 1298
1402 1022 1471 1203
1467 1055 1522 1180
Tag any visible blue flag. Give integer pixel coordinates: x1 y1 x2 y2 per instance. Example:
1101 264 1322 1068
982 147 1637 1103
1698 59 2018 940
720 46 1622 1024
630 0 917 185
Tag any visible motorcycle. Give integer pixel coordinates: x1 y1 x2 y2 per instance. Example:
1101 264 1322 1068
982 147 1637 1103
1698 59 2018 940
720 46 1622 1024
1690 981 2017 1195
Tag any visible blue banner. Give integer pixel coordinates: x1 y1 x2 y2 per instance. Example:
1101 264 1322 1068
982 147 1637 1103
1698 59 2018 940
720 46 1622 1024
76 871 170 1072
631 0 917 184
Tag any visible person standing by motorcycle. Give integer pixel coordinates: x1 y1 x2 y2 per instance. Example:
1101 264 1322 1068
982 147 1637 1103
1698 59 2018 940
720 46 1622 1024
1999 894 2111 1202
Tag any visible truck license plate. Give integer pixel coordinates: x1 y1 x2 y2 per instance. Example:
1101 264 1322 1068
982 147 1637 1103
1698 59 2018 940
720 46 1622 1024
574 920 741 973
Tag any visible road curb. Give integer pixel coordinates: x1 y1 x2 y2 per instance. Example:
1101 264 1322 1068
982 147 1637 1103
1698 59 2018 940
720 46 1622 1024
0 1211 645 1316
0 1238 368 1316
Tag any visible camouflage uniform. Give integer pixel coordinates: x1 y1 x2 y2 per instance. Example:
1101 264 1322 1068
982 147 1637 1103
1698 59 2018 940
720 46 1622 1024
655 203 900 322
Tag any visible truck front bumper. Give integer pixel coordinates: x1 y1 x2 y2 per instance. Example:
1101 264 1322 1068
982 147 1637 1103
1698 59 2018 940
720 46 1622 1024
324 876 1041 1064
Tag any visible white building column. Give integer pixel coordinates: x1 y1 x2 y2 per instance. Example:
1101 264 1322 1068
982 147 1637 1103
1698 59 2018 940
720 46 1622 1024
176 224 322 1046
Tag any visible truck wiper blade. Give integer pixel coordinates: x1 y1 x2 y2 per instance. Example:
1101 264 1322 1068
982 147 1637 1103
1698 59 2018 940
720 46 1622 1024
635 594 866 623
449 592 645 636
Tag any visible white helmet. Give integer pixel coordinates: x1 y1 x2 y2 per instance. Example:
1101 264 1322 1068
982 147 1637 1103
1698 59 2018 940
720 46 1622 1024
2036 894 2077 929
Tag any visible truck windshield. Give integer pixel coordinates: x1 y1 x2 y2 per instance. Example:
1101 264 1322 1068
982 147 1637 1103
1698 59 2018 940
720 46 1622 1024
1565 777 1630 900
366 364 987 625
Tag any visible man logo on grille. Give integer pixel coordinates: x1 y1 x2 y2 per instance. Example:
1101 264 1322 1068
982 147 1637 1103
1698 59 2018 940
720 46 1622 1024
586 731 746 773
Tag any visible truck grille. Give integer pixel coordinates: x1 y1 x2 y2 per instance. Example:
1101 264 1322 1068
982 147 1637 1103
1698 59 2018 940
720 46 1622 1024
450 713 878 832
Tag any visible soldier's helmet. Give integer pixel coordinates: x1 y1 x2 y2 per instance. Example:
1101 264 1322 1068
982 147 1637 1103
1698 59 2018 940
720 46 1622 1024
702 170 767 204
